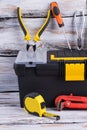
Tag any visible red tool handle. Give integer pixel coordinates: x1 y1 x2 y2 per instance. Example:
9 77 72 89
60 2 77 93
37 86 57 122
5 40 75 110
50 2 64 27
64 101 87 109
55 94 87 111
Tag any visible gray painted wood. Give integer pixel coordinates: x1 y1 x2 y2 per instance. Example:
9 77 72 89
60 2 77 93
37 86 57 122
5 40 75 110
0 0 86 18
0 57 18 92
0 0 87 51
0 0 87 94
0 93 87 129
0 16 87 51
0 92 19 107
0 1 87 129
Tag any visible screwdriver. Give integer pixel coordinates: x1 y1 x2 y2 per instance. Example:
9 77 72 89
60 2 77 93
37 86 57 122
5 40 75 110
50 2 71 50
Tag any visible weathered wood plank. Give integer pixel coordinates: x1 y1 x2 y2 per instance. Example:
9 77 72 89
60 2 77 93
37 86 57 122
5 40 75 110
0 50 18 57
1 106 87 125
0 92 19 107
0 92 87 129
0 74 18 92
0 1 87 129
0 0 86 51
0 57 18 92
0 0 86 18
0 16 87 50
0 124 87 130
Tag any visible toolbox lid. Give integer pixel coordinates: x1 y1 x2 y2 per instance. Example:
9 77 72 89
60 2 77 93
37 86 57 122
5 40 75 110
47 49 87 62
15 47 47 64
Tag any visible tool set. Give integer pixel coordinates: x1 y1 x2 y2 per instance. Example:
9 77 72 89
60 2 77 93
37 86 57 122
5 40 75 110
14 1 87 120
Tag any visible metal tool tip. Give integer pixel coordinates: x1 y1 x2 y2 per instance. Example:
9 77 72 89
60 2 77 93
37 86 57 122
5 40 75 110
26 44 30 51
56 116 60 120
33 45 36 52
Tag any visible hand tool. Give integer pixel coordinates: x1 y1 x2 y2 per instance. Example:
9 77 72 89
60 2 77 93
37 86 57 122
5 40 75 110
55 93 87 111
74 11 85 50
17 7 51 51
50 2 71 50
24 92 60 120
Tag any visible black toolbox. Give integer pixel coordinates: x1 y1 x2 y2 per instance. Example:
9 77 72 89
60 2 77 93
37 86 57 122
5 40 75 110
14 49 87 107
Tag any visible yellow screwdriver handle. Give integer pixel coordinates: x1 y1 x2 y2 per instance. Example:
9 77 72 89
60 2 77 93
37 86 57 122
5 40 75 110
17 7 31 41
34 9 51 42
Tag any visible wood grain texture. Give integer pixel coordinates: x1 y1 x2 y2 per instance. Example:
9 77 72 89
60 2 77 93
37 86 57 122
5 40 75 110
0 57 18 92
0 0 87 90
0 0 86 18
0 16 87 50
0 1 87 129
0 92 87 129
0 92 19 107
0 0 87 51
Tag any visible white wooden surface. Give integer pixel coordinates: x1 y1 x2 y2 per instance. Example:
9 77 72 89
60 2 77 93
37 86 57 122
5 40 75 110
0 0 87 50
0 0 87 129
0 57 18 92
0 92 87 130
0 0 86 17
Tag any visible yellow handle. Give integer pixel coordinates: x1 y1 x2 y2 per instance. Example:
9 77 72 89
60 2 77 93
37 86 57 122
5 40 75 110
34 9 51 42
17 7 31 41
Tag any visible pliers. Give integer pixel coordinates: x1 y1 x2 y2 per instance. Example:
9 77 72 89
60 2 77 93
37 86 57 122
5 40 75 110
17 2 71 51
74 11 85 50
17 7 51 51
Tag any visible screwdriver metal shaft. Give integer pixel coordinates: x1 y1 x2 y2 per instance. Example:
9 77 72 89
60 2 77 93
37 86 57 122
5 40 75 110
50 2 71 50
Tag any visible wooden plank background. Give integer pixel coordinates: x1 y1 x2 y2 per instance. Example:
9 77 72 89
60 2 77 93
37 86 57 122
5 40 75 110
1 0 87 129
0 0 87 92
0 0 87 51
0 91 87 129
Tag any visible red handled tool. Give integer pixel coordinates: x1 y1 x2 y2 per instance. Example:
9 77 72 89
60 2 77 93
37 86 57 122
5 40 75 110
55 93 87 111
50 2 71 50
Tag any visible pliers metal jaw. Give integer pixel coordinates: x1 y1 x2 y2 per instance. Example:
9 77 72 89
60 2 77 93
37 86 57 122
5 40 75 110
26 44 36 52
17 7 51 52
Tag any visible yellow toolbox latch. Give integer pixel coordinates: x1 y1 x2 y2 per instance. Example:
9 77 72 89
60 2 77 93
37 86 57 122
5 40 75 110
65 63 85 81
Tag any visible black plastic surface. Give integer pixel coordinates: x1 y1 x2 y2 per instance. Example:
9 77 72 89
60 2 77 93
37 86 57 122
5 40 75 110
14 50 87 107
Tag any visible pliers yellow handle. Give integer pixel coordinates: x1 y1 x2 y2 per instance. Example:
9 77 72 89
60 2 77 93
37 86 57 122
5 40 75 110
34 9 51 42
17 7 31 41
17 7 51 44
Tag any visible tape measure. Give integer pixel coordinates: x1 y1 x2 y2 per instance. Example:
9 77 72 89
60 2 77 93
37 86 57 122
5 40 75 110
24 92 60 120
